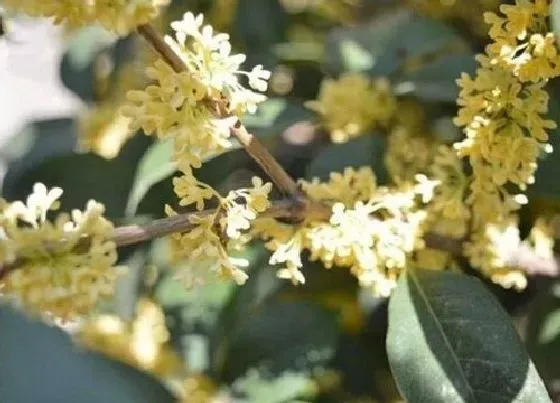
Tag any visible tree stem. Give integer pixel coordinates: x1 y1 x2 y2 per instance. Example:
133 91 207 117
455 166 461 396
136 23 300 198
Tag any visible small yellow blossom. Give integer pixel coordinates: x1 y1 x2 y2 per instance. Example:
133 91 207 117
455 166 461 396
425 146 470 238
164 177 272 288
0 183 123 320
385 127 437 184
123 12 270 211
305 74 397 143
3 0 166 35
453 0 560 236
254 168 430 295
78 298 182 376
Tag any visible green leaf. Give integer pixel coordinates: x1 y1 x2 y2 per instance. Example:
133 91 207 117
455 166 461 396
305 134 388 183
126 138 175 217
0 118 76 191
233 370 316 403
60 26 117 102
210 243 283 377
395 54 477 102
235 0 287 52
526 280 560 381
532 91 560 199
324 10 464 77
387 268 551 403
2 135 150 220
242 98 315 141
0 307 175 403
218 300 338 383
551 0 560 44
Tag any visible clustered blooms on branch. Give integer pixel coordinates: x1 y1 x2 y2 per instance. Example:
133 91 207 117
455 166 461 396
78 298 181 376
0 184 123 320
306 73 397 144
252 168 436 296
2 0 560 323
305 0 559 289
123 12 274 287
453 0 560 286
2 0 166 34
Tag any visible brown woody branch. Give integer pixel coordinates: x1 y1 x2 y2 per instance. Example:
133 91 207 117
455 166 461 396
1 199 558 280
136 23 300 198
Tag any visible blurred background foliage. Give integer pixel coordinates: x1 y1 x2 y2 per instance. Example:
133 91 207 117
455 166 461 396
1 0 560 402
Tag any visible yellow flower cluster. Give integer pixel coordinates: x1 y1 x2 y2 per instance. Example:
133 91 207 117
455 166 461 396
463 217 554 289
453 0 559 277
123 13 273 286
0 183 123 320
454 0 560 226
3 0 165 35
78 49 156 158
406 0 500 36
252 168 435 296
78 298 181 376
305 74 397 143
165 177 272 288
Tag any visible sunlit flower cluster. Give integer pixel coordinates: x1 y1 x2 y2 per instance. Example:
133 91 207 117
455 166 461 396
79 50 155 158
0 183 123 321
165 177 272 288
122 12 274 286
123 12 270 209
452 0 560 276
2 0 166 34
455 0 560 224
306 73 397 144
252 168 435 296
78 298 181 376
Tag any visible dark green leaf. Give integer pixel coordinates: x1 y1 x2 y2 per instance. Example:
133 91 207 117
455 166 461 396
532 91 560 199
305 134 387 183
219 300 338 382
526 280 560 382
126 138 175 217
210 243 283 377
242 98 315 141
387 268 551 403
551 0 560 44
395 54 477 102
235 0 287 52
0 306 175 403
324 10 464 77
60 27 116 102
2 135 150 220
0 118 76 191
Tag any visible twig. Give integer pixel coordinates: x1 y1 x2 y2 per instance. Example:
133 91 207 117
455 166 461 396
1 198 558 279
136 23 300 198
0 199 329 280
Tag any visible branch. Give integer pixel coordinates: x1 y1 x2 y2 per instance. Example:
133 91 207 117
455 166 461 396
1 198 558 280
0 199 330 280
136 23 300 198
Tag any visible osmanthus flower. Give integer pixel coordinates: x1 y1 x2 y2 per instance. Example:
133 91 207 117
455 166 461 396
123 12 270 212
305 73 397 144
0 183 124 321
78 298 182 377
164 177 272 288
251 168 435 296
453 0 560 276
122 13 273 287
2 0 166 35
